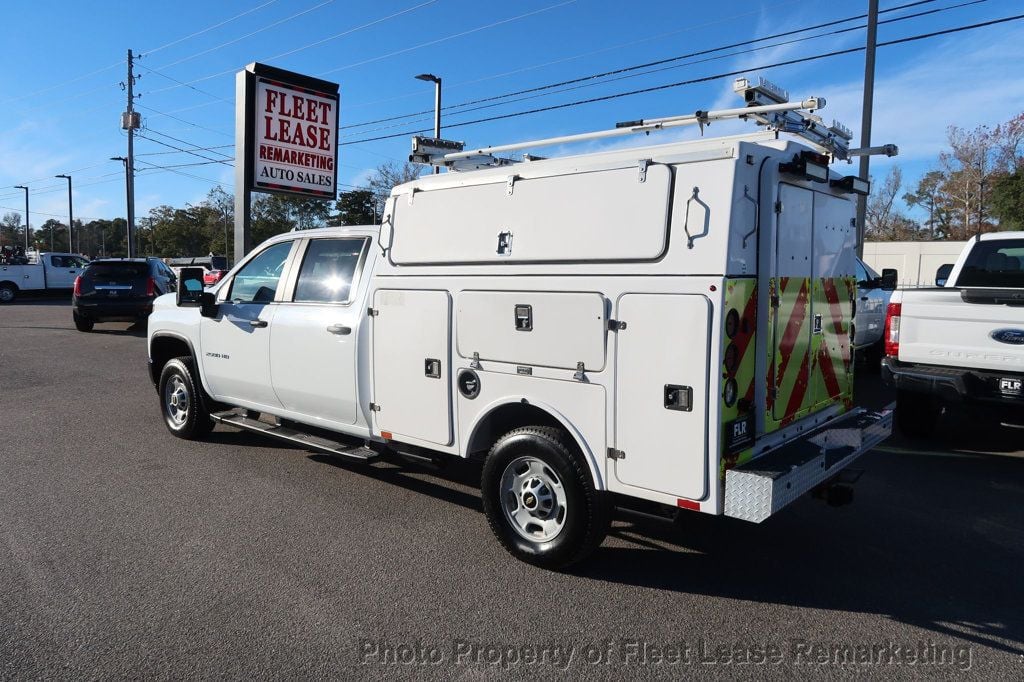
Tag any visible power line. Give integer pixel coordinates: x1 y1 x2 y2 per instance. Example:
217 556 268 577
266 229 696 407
320 0 577 76
135 64 233 105
340 0 949 131
138 130 234 166
140 0 281 57
135 159 233 187
146 0 334 73
143 0 573 95
339 0 983 139
136 144 234 157
342 0 810 112
135 104 234 138
339 13 1024 146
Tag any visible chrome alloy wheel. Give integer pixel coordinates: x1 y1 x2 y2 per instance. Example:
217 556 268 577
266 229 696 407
500 456 567 543
164 375 190 428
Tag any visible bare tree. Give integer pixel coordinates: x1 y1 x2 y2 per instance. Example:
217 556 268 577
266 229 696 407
367 162 423 217
865 167 918 240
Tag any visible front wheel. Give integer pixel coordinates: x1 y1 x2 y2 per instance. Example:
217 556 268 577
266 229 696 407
158 357 213 440
0 283 16 304
481 426 610 570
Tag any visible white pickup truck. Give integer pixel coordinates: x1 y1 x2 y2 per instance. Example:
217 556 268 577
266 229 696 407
882 231 1024 435
146 79 894 568
0 252 89 303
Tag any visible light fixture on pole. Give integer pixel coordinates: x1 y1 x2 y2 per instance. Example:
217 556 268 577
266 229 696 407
415 73 442 174
13 185 28 251
55 174 74 254
110 157 134 257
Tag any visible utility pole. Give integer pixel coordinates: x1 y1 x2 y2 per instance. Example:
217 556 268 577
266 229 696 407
56 174 73 253
855 0 878 258
122 49 139 257
14 185 28 251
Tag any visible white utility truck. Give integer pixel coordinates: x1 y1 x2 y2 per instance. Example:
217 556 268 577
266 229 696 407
882 231 1024 435
148 78 894 568
0 252 89 303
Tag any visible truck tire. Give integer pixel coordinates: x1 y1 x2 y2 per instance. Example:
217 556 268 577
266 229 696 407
896 389 941 439
0 283 16 304
158 356 213 440
481 426 610 569
73 313 94 332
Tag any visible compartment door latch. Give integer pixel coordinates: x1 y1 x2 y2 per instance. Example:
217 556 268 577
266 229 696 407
664 384 693 411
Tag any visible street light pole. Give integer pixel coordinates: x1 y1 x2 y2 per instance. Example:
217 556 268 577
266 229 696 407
415 73 442 174
110 157 133 256
13 185 28 251
56 174 73 253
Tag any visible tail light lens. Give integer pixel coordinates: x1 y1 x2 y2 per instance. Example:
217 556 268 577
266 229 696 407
73 276 82 296
146 277 156 297
884 302 902 357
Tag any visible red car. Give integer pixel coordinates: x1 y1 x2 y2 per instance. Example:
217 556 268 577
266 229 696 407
203 269 228 286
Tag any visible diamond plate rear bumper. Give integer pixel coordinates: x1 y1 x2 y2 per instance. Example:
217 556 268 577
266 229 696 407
724 405 893 523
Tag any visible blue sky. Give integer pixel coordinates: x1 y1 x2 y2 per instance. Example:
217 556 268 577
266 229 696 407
1 0 1022 227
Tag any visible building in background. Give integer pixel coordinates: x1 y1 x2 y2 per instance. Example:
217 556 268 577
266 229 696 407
863 241 967 287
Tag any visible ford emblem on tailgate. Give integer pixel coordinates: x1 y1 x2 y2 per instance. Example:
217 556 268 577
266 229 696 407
991 328 1024 345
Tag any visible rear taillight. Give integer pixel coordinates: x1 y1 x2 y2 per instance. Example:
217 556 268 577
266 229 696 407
884 302 902 357
73 276 82 296
146 277 156 297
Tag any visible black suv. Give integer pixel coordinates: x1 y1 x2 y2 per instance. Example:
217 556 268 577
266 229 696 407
72 258 176 332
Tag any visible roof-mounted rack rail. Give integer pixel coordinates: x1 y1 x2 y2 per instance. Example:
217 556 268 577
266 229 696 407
410 76 897 171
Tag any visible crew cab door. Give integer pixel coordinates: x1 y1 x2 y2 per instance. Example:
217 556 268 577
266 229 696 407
268 237 372 426
46 254 85 288
200 240 297 409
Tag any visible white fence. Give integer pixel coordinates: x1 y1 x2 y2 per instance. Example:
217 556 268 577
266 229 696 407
863 241 966 287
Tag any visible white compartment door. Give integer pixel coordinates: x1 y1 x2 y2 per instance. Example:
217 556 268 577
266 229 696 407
613 293 710 500
371 289 453 446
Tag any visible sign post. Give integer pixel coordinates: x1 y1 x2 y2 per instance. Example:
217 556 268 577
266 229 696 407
235 63 340 264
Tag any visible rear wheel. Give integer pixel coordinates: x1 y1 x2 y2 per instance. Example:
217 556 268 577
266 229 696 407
896 389 941 439
0 283 16 304
73 313 94 332
481 426 610 569
159 357 213 440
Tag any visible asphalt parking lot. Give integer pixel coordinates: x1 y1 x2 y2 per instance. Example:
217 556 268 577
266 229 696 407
2 298 1022 679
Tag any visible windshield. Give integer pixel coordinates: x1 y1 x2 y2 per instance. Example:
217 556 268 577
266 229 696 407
85 262 148 281
957 239 1024 288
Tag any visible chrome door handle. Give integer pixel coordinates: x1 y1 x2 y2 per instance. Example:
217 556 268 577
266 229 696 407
327 324 352 335
249 319 268 328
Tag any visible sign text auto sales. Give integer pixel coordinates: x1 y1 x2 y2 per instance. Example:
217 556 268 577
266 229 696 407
253 77 338 198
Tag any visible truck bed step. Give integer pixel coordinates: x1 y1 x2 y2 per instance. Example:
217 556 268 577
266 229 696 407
210 410 378 461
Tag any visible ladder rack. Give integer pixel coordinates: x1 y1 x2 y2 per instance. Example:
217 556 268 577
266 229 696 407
410 77 896 171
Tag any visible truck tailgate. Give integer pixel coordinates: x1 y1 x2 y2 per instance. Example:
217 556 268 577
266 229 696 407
898 288 1024 372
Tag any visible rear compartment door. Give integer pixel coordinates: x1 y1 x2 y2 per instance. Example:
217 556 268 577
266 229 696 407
613 293 710 501
371 289 453 446
810 192 855 409
770 184 814 424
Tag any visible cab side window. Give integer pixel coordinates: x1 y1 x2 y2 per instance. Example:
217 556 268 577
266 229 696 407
855 260 868 284
292 238 367 304
228 241 293 303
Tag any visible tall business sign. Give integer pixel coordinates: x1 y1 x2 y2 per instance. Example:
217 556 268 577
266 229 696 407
234 63 339 262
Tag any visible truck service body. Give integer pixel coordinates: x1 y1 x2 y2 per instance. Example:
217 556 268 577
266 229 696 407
0 252 88 303
148 80 893 567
